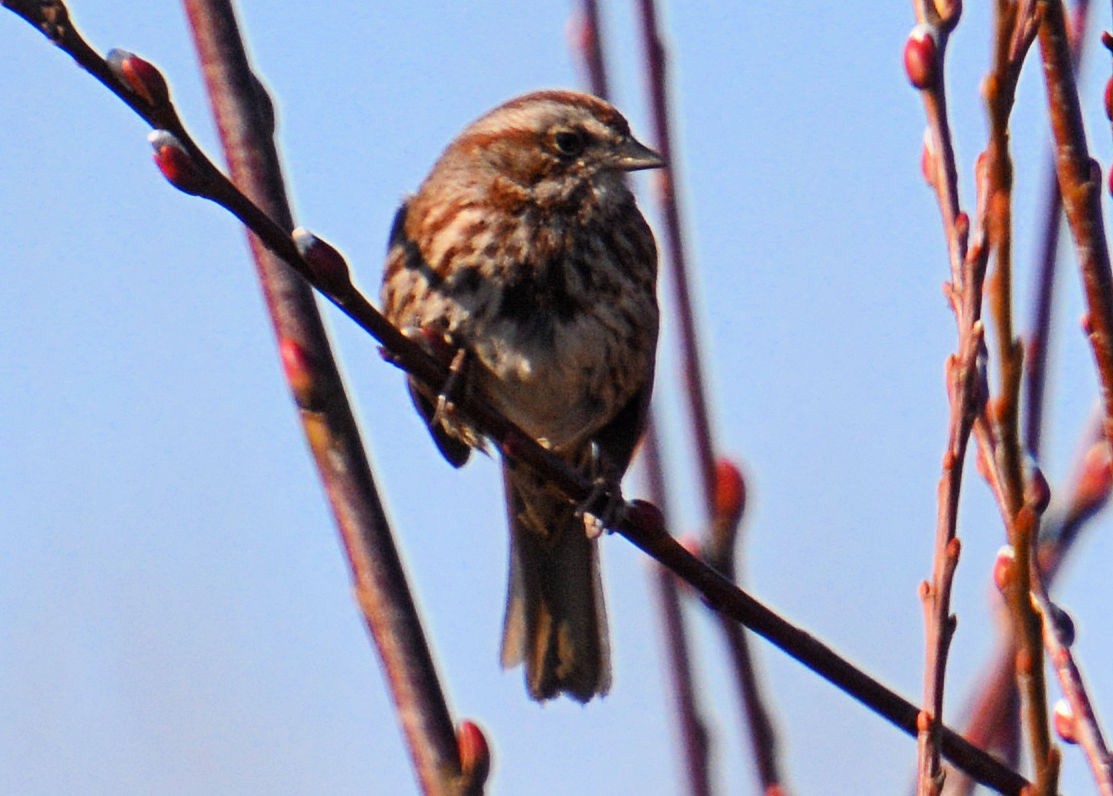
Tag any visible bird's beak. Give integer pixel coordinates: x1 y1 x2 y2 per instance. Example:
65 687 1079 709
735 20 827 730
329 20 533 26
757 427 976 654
611 137 665 171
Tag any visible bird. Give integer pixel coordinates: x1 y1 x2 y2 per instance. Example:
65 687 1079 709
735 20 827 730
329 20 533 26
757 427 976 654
381 89 661 702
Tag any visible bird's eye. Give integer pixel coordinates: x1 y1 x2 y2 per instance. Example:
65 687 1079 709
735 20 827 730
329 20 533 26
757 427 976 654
553 130 586 157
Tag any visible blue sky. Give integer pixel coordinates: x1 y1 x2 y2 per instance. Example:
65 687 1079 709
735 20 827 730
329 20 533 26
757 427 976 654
3 2 1113 794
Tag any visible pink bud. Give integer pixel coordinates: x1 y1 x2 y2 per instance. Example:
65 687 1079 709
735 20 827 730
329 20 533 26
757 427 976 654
1073 441 1112 515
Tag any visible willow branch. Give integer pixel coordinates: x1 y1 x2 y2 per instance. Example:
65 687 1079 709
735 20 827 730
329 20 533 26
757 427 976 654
1037 0 1113 478
982 5 1057 793
7 2 481 793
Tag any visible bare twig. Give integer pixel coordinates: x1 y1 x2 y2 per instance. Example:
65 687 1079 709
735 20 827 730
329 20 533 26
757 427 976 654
5 1 480 793
633 1 787 790
906 2 990 790
636 0 715 504
1037 0 1113 474
980 5 1057 792
572 5 712 792
1024 0 1091 458
179 3 479 794
1031 586 1113 793
643 421 713 796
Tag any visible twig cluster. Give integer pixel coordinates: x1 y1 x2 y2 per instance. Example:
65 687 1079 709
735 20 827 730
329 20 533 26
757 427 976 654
907 0 1113 793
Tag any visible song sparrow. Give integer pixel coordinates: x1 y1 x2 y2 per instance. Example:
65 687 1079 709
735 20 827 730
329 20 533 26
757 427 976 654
381 90 662 702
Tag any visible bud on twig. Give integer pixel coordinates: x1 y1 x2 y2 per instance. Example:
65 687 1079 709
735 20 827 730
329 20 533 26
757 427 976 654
148 130 206 196
279 337 316 408
456 720 491 788
106 48 170 110
1053 699 1078 744
1047 601 1076 648
1072 441 1113 517
993 545 1015 593
292 227 352 295
1023 454 1051 514
904 24 940 90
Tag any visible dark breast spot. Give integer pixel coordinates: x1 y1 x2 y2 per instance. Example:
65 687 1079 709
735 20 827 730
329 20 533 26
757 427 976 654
498 259 580 323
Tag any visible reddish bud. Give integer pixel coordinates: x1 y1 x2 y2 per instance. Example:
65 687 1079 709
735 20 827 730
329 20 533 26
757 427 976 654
1024 454 1051 514
916 709 934 733
1073 441 1113 516
1106 78 1113 122
921 128 936 187
1048 602 1076 647
148 130 206 196
107 48 170 109
1053 699 1078 744
993 545 1015 593
279 337 315 407
679 534 702 558
626 499 666 537
1103 30 1113 54
456 720 491 786
713 458 746 525
292 227 352 295
904 24 940 90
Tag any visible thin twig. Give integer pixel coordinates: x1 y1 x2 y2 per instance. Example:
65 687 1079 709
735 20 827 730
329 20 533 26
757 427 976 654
981 4 1057 792
633 1 788 789
636 0 715 504
1037 0 1113 479
643 420 713 796
572 5 713 792
906 2 988 790
179 3 478 794
1024 0 1092 459
1031 585 1113 793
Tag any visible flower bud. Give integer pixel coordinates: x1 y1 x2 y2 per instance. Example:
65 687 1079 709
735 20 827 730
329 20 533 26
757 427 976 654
107 48 170 110
992 545 1015 593
456 720 491 786
148 130 206 196
904 25 940 90
1053 699 1077 744
293 227 352 295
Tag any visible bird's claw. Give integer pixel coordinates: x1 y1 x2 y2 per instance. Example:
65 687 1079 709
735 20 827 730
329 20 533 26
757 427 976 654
431 346 469 428
575 442 625 539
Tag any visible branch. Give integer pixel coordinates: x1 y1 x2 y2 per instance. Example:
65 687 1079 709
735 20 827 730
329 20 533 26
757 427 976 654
5 1 484 793
1037 0 1113 485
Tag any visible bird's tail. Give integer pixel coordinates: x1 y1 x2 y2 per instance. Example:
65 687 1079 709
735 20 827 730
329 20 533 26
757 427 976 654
499 460 610 702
